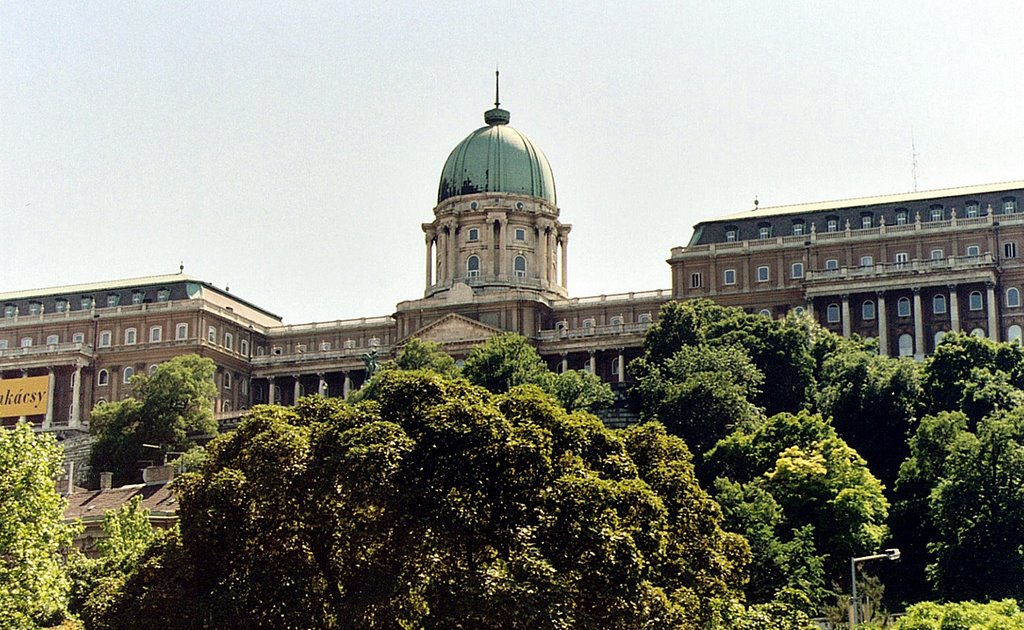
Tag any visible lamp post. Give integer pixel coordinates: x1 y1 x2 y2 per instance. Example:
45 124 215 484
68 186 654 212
849 548 901 628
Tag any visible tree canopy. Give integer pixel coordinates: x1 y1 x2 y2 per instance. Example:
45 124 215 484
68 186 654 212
89 354 218 486
0 424 77 628
95 370 748 628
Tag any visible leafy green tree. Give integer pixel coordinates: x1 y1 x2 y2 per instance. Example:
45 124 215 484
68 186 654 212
68 495 157 626
815 341 922 485
542 369 614 413
922 332 1024 418
89 354 218 486
632 343 763 455
462 332 549 393
893 599 1024 629
96 371 747 629
391 337 458 377
708 411 889 604
0 424 77 628
926 408 1024 600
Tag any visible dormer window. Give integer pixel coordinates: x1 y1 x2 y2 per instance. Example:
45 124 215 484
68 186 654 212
80 296 93 310
791 220 805 236
758 223 771 239
3 305 15 318
28 302 41 315
965 201 980 218
55 299 68 313
1004 198 1018 214
860 214 873 229
157 289 171 302
895 208 909 225
106 293 120 307
132 290 145 304
930 205 944 221
826 217 839 232
725 227 738 242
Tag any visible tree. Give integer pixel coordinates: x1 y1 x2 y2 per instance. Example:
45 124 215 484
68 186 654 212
542 369 614 413
707 411 889 606
893 599 1024 629
814 340 922 485
96 371 747 628
390 337 458 377
0 424 77 628
922 332 1024 418
89 354 218 486
462 332 549 393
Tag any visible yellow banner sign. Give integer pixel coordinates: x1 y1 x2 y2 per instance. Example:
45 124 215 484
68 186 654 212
0 375 49 417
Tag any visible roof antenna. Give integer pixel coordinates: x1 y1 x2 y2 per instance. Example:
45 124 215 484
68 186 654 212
911 127 919 192
179 261 184 274
494 67 500 109
753 195 759 211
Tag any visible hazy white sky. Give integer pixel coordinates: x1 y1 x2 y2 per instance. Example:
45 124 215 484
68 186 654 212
3 2 1022 323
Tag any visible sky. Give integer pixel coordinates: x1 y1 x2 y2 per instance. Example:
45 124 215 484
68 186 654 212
2 2 1023 324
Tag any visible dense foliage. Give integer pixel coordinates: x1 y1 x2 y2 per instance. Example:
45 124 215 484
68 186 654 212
0 424 77 628
89 354 218 486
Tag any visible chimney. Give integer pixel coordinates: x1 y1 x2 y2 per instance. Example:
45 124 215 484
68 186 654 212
142 464 175 485
99 471 113 491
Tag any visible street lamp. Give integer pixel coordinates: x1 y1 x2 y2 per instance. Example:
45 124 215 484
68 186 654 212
850 548 900 628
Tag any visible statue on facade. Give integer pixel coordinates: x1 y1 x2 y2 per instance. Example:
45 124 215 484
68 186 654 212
361 348 379 378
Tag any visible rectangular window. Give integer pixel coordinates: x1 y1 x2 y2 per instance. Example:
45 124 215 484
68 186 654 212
224 372 232 390
895 211 908 225
106 294 120 307
21 337 32 347
931 207 944 221
0 340 7 349
3 305 15 318
157 289 171 302
758 226 771 239
241 339 250 356
931 249 944 261
72 332 84 343
827 304 840 323
792 223 804 236
468 228 479 241
756 266 770 282
208 326 217 343
861 216 872 229
966 203 980 217
859 255 873 267
241 378 249 395
176 323 188 340
81 296 93 310
1005 242 1018 259
723 269 736 285
125 328 137 345
791 262 804 279
99 331 111 347
1004 199 1017 214
825 259 839 270
826 219 838 232
895 252 909 268
967 245 981 258
690 272 702 288
46 334 59 345
725 229 737 242
149 326 162 343
132 291 145 304
514 228 526 241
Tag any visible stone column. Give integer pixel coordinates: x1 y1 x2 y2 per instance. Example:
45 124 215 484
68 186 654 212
987 283 999 341
948 286 961 332
318 372 327 397
913 288 925 360
536 224 549 286
343 372 352 397
588 351 596 374
560 353 568 374
560 234 569 288
497 218 507 279
448 223 458 283
19 369 28 423
877 292 889 357
267 377 276 405
70 364 82 428
617 350 625 383
841 295 852 338
424 234 433 290
44 368 55 429
293 375 301 404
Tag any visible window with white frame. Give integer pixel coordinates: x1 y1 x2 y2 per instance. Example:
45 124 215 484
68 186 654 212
859 255 873 267
861 215 872 229
690 272 702 288
791 262 804 279
98 370 109 386
931 248 944 261
758 309 772 318
930 206 944 221
28 302 41 315
124 328 137 345
758 225 771 239
756 266 769 282
80 296 93 310
966 244 981 258
971 328 986 338
610 315 624 326
257 346 266 355
0 340 7 350
1008 325 1023 345
157 289 170 302
638 313 652 324
933 294 947 314
46 334 59 345
149 364 159 374
969 291 983 311
240 338 249 356
55 299 68 313
935 331 947 347
723 269 736 285
468 227 479 241
241 378 249 395
825 259 839 270
208 326 217 343
3 305 15 318
792 221 805 236
224 332 233 350
72 332 84 343
895 209 909 225
582 318 595 328
1005 242 1018 258
1008 288 1022 308
514 256 527 278
725 227 738 242
895 252 909 267
467 255 481 278
132 290 145 304
826 217 839 232
224 372 232 390
793 306 805 315
862 300 875 320
966 202 980 217
123 366 134 383
826 303 840 323
176 323 188 340
899 334 914 357
20 337 32 347
1004 198 1017 214
897 297 911 317
99 330 111 347
514 228 526 241
106 293 120 307
149 326 162 343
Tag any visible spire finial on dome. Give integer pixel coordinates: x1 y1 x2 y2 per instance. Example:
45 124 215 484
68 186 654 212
484 69 510 126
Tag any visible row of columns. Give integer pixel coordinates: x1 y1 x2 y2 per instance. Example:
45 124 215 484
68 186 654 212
558 348 627 383
829 283 997 358
265 371 355 405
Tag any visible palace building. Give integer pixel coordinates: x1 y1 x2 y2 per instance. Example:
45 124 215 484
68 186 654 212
2 88 1022 468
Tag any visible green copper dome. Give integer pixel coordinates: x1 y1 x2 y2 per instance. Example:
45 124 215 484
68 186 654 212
437 105 557 205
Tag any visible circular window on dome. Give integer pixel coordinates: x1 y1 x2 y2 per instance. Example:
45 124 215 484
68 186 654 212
516 201 525 210
470 201 478 210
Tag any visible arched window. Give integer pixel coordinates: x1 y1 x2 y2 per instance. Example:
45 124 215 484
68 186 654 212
513 255 527 278
933 295 947 314
1008 325 1023 345
898 334 914 357
1008 288 1021 308
934 330 946 348
149 364 159 374
793 306 805 316
862 300 875 320
969 291 983 311
98 369 109 386
123 366 135 383
758 309 772 318
826 303 840 323
466 255 480 278
124 328 137 345
971 327 986 338
897 297 911 317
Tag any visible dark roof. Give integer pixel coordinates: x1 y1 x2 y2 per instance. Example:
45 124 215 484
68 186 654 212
64 483 178 521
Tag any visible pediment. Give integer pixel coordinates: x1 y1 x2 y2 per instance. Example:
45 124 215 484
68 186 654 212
403 313 501 345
